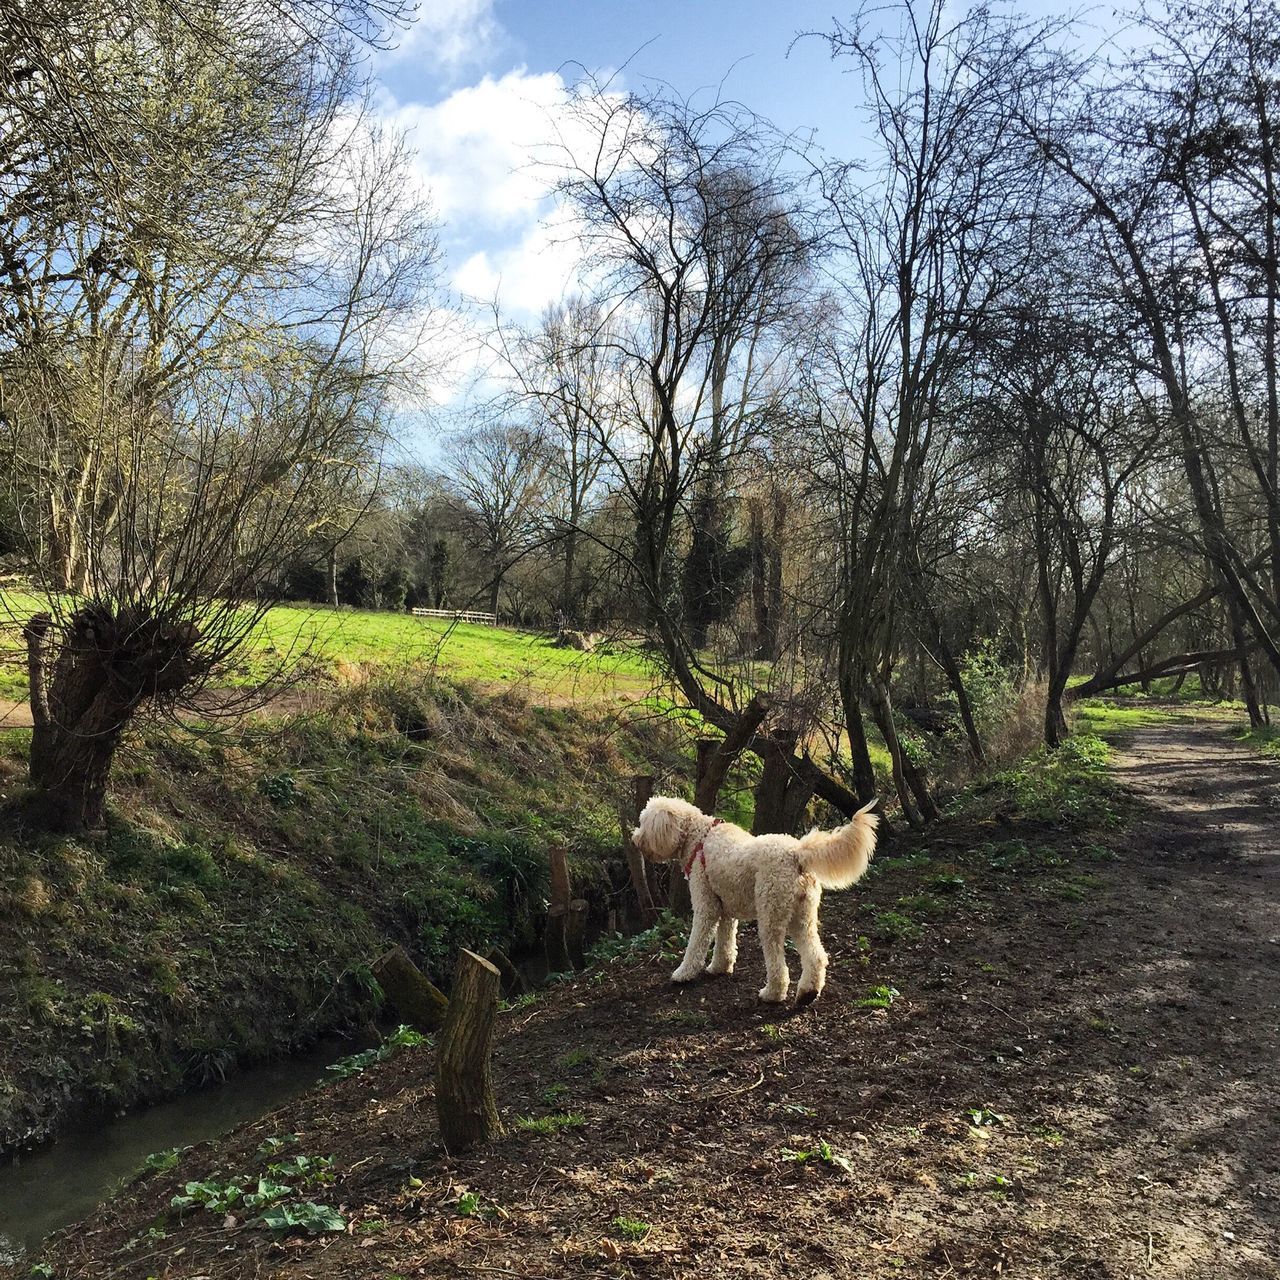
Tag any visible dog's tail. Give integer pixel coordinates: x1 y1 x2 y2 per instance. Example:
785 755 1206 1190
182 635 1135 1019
797 799 879 890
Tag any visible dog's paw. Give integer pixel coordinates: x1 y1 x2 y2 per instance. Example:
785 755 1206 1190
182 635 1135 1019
671 967 700 984
757 985 789 1003
794 986 821 1009
705 961 734 976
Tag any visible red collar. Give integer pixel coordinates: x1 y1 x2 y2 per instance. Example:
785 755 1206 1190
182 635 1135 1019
683 818 723 878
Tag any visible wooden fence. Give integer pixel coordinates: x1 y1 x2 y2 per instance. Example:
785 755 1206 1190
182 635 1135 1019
410 608 498 627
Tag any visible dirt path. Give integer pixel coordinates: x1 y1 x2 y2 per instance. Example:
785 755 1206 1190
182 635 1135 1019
22 715 1280 1279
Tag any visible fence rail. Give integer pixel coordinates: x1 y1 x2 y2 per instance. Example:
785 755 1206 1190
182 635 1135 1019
411 608 499 627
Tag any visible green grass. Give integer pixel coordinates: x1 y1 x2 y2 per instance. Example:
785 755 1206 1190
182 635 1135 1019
0 594 655 706
515 1111 586 1135
1235 724 1280 758
1072 699 1192 737
958 733 1122 828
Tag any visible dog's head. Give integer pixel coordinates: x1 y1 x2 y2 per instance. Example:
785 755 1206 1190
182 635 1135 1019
631 795 695 863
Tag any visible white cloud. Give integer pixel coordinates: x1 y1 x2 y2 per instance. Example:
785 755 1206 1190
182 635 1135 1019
381 69 579 229
453 206 586 316
380 0 502 74
373 69 625 323
368 68 632 418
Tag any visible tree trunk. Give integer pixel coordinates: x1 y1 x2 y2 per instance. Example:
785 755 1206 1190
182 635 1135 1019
24 607 200 833
560 528 579 624
694 693 772 812
682 481 730 651
1229 599 1266 729
751 732 816 835
434 949 503 1153
839 670 879 806
867 679 926 827
327 545 339 608
1044 681 1069 748
927 629 985 765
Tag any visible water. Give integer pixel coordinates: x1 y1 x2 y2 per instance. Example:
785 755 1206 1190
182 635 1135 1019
0 1038 353 1264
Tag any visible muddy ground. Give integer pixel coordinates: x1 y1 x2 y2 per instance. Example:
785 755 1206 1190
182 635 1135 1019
17 715 1280 1279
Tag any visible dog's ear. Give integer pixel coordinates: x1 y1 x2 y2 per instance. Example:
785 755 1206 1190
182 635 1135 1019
635 798 683 862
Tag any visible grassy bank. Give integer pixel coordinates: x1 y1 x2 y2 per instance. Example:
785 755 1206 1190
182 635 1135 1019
0 675 687 1155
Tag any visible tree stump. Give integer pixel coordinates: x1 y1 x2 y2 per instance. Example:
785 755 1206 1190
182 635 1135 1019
545 905 573 973
544 845 574 971
371 945 449 1032
435 948 503 1153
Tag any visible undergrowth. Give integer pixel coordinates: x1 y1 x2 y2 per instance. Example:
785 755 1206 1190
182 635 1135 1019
0 673 689 1153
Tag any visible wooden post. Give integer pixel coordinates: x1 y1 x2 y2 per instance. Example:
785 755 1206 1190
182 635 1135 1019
624 775 658 926
666 861 691 918
545 845 574 972
566 898 589 969
371 944 449 1032
435 949 503 1153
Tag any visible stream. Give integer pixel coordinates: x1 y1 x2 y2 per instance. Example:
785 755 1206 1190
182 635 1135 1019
0 1036 356 1264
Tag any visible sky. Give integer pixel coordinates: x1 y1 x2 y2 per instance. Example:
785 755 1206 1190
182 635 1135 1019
362 0 874 422
363 0 1098 440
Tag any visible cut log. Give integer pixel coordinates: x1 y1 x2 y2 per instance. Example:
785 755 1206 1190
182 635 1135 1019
486 945 527 997
371 944 449 1033
435 948 503 1153
545 844 575 971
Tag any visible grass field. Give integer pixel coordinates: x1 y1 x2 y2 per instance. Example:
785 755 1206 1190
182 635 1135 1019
0 595 656 706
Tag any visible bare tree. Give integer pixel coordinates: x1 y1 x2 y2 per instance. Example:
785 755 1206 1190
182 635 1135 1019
443 418 555 617
499 298 620 624
1020 0 1280 681
1 2 441 831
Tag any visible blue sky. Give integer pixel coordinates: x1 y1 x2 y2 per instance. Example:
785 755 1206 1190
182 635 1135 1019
365 0 878 411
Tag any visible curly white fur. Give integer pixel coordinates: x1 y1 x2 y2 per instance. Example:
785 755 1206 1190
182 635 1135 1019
632 795 879 1005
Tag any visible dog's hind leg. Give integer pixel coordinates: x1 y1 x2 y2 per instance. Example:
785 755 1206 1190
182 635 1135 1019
707 916 738 974
671 907 718 983
757 901 791 1003
792 892 827 1007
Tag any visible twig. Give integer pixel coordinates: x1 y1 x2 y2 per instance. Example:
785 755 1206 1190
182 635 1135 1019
971 996 1031 1034
705 1068 766 1100
474 1268 560 1279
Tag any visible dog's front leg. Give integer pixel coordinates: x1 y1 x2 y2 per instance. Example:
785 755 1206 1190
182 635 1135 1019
671 907 717 983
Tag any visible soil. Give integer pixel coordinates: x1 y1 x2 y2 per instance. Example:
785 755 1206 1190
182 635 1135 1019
18 715 1280 1279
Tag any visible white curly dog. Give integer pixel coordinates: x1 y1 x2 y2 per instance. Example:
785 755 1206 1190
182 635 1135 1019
632 795 879 1005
